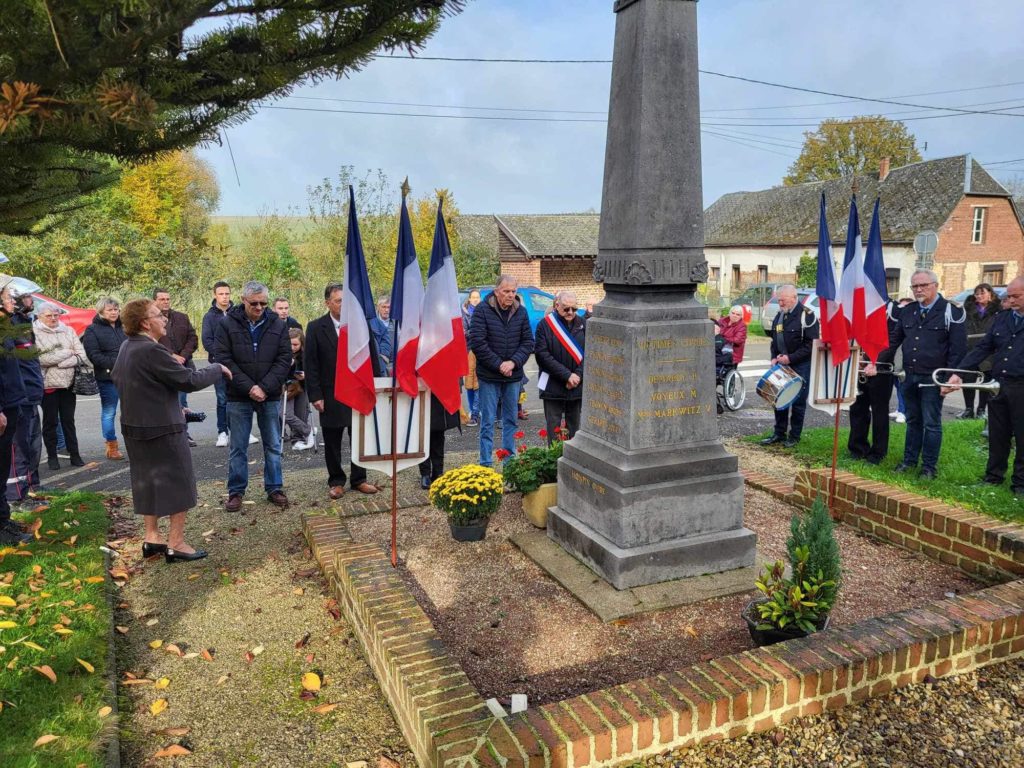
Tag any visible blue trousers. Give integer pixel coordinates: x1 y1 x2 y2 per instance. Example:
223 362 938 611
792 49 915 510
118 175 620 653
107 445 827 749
227 400 283 496
773 361 811 440
478 380 519 466
214 377 228 434
901 372 944 471
97 379 119 442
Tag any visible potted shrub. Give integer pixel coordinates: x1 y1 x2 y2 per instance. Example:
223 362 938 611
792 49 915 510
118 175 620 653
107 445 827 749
744 495 842 646
501 428 564 528
429 464 504 542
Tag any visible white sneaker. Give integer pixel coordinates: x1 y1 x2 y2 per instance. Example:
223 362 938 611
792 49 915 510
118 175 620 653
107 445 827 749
895 413 906 424
307 427 317 448
888 411 900 419
216 432 229 447
249 433 259 445
293 439 312 452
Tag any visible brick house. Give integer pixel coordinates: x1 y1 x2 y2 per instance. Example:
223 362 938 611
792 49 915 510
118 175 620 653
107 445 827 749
453 154 1024 305
704 154 1024 300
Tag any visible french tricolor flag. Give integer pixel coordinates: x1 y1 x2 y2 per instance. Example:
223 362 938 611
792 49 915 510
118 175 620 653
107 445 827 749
416 198 468 414
336 185 378 415
815 193 850 365
389 186 424 398
858 198 891 362
839 195 864 354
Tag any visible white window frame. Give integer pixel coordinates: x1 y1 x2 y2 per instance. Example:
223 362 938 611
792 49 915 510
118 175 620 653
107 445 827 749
971 206 987 244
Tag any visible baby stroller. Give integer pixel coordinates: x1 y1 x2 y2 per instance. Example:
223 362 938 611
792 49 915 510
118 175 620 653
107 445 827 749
715 337 745 413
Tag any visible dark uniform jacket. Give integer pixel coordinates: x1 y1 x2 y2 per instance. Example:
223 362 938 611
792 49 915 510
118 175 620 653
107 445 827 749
201 300 232 363
468 294 534 384
11 311 43 405
82 315 127 382
534 312 585 401
889 296 967 375
159 309 199 368
769 305 819 367
303 313 383 430
0 316 27 410
960 310 1024 380
213 305 292 402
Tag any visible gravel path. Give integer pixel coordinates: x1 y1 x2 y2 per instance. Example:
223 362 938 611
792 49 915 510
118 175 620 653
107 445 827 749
111 469 413 768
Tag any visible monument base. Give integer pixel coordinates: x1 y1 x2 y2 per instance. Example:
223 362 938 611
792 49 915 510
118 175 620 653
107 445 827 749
548 503 757 590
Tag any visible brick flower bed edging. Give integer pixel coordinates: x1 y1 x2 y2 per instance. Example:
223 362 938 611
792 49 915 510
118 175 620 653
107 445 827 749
302 497 1024 767
743 468 1024 583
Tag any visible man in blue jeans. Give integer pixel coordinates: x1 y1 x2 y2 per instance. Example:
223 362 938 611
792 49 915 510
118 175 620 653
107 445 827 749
889 269 966 479
214 281 293 510
469 276 534 466
202 281 234 447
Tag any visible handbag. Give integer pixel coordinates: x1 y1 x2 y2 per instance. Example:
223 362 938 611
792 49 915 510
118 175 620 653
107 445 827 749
72 364 99 396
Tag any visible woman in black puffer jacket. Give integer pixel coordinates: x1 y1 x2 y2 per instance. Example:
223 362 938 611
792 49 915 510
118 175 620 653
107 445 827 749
82 297 128 459
960 283 1002 419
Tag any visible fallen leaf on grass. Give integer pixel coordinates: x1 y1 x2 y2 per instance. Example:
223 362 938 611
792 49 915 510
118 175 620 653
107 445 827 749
149 639 163 649
0 595 15 607
216 675 229 685
201 529 215 538
115 626 129 634
164 643 183 657
187 574 200 581
200 648 215 662
0 620 17 629
153 745 191 758
311 702 338 714
145 618 159 627
76 658 94 673
121 678 154 686
54 627 73 636
97 706 112 718
33 734 59 748
21 641 45 652
293 587 304 596
154 677 170 690
84 576 105 584
684 626 698 638
299 690 317 701
149 698 168 716
250 645 264 657
301 672 321 691
33 665 57 683
380 755 401 768
295 632 311 649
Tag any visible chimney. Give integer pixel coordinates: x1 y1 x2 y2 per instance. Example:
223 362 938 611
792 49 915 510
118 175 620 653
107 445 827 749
879 156 891 182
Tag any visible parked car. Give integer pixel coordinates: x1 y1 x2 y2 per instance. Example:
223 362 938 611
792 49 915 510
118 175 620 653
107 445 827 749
8 276 96 335
458 285 581 333
761 288 820 334
950 286 1007 306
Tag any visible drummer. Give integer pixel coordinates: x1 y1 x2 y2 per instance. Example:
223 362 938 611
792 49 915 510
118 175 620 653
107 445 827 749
760 284 819 448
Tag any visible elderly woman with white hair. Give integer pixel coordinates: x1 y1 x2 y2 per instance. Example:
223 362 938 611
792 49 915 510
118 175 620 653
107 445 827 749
82 296 127 460
33 301 89 469
715 305 748 366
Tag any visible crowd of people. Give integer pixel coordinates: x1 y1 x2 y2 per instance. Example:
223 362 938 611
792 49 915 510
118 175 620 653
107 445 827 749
1 267 1019 552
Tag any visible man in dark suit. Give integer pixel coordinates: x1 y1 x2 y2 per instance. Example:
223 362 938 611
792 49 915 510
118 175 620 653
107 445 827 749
761 284 819 448
305 283 382 500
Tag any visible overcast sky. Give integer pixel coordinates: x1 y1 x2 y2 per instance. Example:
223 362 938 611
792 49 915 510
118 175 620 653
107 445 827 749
198 0 1024 217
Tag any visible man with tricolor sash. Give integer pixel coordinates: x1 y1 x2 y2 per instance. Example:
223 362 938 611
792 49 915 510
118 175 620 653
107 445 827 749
534 290 586 445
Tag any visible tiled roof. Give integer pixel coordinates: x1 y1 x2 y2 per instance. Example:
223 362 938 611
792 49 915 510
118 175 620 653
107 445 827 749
704 155 1010 247
453 214 500 257
454 213 600 259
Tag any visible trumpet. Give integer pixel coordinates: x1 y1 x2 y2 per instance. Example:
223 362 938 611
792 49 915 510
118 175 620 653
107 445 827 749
919 368 1001 396
857 360 906 383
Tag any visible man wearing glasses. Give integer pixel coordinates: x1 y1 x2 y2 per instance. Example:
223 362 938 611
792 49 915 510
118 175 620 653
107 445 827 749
214 281 293 510
534 291 586 444
889 269 966 479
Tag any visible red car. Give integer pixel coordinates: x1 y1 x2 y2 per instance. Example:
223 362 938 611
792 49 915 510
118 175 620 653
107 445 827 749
8 276 96 335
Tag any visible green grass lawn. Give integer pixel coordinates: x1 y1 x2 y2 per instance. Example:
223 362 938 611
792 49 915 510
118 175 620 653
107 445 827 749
0 493 114 767
745 420 1024 523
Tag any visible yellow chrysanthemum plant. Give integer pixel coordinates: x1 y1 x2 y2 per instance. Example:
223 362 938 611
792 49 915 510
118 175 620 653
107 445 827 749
428 464 504 526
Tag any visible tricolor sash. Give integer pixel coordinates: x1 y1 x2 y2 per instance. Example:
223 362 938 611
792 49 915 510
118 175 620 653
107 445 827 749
538 313 583 393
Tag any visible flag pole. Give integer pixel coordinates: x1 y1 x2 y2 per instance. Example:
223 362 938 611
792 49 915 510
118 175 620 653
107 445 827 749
828 346 843 516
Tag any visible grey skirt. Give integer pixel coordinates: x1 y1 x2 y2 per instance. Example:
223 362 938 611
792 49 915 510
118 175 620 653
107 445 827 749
124 431 198 517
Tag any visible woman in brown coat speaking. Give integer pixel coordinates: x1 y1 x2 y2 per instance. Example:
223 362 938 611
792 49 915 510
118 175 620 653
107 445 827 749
112 299 230 563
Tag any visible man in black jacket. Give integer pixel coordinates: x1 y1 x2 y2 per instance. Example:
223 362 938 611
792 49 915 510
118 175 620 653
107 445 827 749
154 288 201 445
201 281 233 446
304 283 382 499
535 290 585 444
0 276 32 544
214 281 293 510
947 276 1024 495
469 276 534 466
890 269 967 479
761 284 819 448
848 301 901 464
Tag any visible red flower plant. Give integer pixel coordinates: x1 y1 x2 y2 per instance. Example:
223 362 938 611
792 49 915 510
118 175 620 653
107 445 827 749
495 448 511 460
514 430 525 440
517 444 528 454
538 429 548 439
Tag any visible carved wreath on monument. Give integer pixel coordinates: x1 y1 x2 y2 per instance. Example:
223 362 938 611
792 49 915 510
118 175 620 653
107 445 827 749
690 261 709 283
623 261 653 286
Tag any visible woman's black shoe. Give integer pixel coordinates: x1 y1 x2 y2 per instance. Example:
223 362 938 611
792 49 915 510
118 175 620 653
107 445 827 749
165 548 208 563
142 542 168 558
69 455 85 467
47 457 60 470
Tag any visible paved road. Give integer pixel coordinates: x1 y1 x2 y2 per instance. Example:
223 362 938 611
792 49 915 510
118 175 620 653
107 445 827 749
35 339 968 496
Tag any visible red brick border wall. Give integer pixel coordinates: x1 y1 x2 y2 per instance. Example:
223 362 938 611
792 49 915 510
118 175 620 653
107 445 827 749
303 485 1024 767
744 468 1024 583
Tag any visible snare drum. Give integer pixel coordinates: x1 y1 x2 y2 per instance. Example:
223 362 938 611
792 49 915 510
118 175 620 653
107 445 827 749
757 364 804 410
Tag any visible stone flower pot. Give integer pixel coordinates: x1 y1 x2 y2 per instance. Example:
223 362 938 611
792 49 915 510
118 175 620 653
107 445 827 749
743 599 831 647
521 482 557 528
448 517 490 542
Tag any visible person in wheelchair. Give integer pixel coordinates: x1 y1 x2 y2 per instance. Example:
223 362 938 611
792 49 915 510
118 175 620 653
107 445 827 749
715 305 747 369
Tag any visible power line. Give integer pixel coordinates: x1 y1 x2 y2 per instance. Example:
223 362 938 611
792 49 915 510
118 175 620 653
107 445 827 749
285 94 606 115
983 157 1024 166
373 54 1024 119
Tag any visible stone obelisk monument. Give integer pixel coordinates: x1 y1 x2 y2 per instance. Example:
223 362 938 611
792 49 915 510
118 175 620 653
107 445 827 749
547 0 756 589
